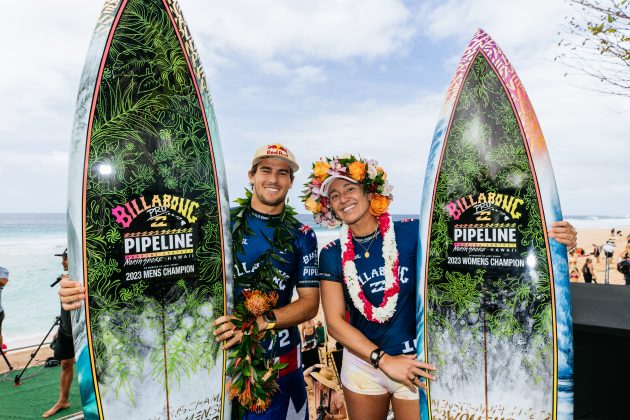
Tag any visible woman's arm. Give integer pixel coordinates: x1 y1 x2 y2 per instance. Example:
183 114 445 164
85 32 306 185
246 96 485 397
320 280 436 390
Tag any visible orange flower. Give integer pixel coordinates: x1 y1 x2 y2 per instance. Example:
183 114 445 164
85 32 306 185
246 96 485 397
348 161 366 181
313 161 331 182
369 194 389 216
304 197 322 214
244 290 273 317
228 382 239 399
268 291 279 306
253 397 272 413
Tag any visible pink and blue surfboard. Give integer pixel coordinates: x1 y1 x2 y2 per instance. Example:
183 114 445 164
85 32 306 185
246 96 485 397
417 29 573 419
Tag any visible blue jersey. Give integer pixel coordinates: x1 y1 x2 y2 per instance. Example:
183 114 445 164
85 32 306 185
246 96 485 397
233 208 319 357
319 219 418 355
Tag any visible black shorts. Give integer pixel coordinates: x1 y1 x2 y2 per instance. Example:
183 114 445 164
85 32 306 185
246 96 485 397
0 311 4 335
54 333 75 361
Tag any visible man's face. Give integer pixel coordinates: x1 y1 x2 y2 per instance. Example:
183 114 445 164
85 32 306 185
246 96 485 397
249 158 293 211
62 256 68 271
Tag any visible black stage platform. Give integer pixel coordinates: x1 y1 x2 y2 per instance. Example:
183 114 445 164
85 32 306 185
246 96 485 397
572 283 630 419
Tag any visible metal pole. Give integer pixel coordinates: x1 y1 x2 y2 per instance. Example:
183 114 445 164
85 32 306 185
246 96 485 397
14 316 60 385
0 347 13 372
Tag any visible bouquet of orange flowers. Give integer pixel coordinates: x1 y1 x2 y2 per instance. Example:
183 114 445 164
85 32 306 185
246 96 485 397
226 290 286 412
226 190 298 413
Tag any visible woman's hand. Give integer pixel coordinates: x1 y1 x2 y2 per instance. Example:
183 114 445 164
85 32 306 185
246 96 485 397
378 353 437 392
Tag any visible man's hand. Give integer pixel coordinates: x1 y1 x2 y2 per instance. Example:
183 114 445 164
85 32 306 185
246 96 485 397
58 276 85 311
213 315 242 350
549 221 577 249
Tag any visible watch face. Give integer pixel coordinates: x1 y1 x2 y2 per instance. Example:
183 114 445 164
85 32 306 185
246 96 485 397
265 310 276 322
370 350 379 366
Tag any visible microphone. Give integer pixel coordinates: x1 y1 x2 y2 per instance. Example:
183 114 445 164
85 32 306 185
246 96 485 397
50 275 63 288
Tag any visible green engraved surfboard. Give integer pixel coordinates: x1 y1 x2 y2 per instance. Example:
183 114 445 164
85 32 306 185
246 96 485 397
417 30 573 419
66 0 232 418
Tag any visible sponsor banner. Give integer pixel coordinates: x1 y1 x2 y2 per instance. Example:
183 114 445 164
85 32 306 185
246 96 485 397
445 190 528 271
111 193 200 282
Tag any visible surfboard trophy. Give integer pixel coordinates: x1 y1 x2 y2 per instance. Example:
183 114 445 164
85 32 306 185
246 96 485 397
417 29 573 419
67 0 232 418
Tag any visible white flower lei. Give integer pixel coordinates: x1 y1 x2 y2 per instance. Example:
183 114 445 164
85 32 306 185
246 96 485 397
340 213 400 323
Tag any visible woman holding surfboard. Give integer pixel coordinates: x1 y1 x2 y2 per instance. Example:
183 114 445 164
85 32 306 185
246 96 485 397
302 155 577 420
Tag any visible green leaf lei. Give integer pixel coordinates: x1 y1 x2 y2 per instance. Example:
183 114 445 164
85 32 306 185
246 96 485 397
226 189 300 413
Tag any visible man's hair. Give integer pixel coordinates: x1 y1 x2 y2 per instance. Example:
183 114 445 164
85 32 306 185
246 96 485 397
250 161 295 181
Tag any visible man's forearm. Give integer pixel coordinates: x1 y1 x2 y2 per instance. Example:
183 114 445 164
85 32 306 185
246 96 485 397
263 288 319 329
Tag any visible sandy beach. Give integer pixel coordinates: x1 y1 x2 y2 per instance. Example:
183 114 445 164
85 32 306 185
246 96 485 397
1 345 53 374
572 226 629 285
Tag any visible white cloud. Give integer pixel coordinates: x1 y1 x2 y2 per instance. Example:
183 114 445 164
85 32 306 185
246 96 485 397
0 0 626 217
284 65 327 95
0 150 69 212
412 0 629 216
0 2 102 134
221 92 444 214
184 0 414 61
419 0 571 52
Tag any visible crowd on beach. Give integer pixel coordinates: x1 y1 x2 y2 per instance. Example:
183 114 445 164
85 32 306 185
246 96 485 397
2 142 598 420
568 229 630 285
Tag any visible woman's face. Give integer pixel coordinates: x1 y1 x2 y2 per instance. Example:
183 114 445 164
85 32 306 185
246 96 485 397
328 179 372 226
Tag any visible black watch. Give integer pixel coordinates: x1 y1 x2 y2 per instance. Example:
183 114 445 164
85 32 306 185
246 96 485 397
262 310 276 330
369 348 385 368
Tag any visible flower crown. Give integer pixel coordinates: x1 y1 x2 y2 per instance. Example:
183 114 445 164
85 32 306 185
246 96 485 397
302 154 393 228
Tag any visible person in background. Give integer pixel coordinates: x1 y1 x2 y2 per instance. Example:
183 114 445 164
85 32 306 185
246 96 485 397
618 248 630 286
592 243 601 263
582 258 597 284
569 268 580 282
316 320 326 348
0 266 8 350
304 364 347 420
43 249 75 418
301 318 317 350
568 249 578 273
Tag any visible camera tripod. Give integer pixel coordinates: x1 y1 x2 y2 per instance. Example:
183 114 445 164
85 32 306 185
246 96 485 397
14 315 60 386
0 346 13 372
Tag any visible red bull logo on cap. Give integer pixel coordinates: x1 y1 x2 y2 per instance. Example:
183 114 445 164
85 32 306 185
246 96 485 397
266 144 289 158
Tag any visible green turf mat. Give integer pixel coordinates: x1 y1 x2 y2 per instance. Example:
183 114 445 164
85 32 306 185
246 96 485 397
0 364 82 419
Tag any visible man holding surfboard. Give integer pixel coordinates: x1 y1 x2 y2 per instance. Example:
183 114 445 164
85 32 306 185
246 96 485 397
213 143 320 419
44 249 75 418
59 143 320 420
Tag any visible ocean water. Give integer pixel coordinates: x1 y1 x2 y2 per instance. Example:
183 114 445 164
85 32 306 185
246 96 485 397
1 213 628 349
0 213 67 349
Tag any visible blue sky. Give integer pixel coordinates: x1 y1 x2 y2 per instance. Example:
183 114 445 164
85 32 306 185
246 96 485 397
0 0 628 216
